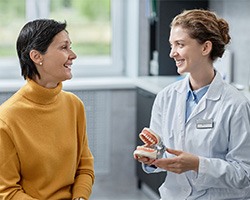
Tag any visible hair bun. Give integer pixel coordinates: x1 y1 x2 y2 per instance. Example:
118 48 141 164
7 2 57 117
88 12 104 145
218 19 231 45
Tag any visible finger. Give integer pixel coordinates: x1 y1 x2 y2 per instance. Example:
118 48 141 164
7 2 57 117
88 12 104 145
137 156 151 164
166 167 183 174
153 157 175 165
143 157 157 165
166 148 182 156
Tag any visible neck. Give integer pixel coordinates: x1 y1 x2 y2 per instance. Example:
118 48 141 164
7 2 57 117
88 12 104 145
33 76 59 89
189 68 215 90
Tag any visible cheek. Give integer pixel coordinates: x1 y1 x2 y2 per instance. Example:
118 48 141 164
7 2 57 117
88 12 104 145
50 55 65 66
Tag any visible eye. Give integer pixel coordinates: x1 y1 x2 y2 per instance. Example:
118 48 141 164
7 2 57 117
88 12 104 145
61 44 72 50
177 42 184 48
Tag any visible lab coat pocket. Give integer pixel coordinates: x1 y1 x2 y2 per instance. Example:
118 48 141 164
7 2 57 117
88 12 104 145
186 126 216 156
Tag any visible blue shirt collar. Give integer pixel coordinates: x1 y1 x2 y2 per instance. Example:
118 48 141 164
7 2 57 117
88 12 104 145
186 82 210 103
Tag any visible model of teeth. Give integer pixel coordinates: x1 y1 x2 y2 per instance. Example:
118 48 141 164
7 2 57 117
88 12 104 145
133 127 166 159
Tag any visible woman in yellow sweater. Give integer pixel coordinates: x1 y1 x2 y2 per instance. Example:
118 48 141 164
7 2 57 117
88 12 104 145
0 19 94 200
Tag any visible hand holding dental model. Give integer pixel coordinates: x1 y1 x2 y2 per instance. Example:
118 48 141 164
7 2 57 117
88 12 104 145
133 128 199 173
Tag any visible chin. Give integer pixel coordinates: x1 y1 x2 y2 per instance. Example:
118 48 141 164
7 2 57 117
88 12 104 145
177 68 184 75
61 76 72 82
66 73 73 79
177 67 188 75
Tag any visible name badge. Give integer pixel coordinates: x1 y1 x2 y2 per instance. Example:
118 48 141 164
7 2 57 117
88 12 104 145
196 118 214 129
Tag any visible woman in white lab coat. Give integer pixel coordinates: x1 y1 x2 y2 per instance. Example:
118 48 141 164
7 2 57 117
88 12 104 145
135 9 250 199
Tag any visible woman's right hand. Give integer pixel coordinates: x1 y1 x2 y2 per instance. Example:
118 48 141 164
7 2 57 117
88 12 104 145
134 154 156 166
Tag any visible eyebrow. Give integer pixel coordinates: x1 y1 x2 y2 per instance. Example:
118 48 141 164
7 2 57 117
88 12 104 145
60 40 72 45
169 39 185 44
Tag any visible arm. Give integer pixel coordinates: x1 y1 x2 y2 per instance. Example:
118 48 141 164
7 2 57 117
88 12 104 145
0 125 38 200
72 143 94 200
135 91 166 174
71 103 95 200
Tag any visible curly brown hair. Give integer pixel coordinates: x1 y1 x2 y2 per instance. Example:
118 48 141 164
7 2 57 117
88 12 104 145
170 9 231 61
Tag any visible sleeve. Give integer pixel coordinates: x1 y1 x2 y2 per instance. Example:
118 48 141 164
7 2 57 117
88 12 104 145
72 101 95 200
0 121 38 200
145 91 168 173
149 92 164 136
142 154 167 174
193 101 250 190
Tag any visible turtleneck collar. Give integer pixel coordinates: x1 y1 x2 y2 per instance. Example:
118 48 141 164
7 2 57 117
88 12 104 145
20 79 63 105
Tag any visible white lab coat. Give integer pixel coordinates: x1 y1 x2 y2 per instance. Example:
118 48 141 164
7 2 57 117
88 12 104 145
146 72 250 199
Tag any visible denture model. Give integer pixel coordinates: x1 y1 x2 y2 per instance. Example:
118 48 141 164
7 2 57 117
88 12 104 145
133 127 166 159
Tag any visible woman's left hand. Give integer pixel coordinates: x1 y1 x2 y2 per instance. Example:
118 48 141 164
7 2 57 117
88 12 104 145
152 148 199 174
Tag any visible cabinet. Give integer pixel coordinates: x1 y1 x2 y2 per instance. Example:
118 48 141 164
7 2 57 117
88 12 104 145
136 88 166 195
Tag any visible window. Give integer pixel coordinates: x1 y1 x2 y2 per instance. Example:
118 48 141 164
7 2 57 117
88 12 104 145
0 0 126 79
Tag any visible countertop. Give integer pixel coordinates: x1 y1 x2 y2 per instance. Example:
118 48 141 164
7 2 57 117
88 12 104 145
0 76 179 93
133 75 181 94
0 76 250 100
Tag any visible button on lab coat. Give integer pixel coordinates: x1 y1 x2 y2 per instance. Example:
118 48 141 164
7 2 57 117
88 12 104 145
145 72 250 199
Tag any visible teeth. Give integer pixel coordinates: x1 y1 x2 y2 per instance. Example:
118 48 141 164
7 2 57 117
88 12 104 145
137 146 155 152
64 65 71 69
176 60 183 66
134 148 157 159
140 132 157 146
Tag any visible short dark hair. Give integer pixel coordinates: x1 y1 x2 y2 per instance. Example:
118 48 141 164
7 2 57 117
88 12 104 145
16 19 67 79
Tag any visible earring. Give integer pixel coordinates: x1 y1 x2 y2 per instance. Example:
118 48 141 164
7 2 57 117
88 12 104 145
39 62 42 66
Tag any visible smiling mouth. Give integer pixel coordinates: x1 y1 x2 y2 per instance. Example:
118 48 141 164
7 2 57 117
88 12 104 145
175 60 184 67
64 64 72 69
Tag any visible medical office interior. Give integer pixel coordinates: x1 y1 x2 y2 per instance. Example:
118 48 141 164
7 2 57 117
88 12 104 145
0 0 250 199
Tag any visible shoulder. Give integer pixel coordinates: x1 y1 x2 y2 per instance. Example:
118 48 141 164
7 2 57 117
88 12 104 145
0 90 22 119
61 90 82 101
60 90 85 108
157 78 186 99
217 77 249 102
209 77 250 117
223 83 250 106
208 71 249 106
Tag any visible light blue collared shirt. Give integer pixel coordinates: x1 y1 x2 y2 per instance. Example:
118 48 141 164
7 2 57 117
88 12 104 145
186 83 209 122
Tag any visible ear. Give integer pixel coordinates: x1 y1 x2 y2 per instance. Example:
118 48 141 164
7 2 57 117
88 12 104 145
29 50 43 65
202 41 212 56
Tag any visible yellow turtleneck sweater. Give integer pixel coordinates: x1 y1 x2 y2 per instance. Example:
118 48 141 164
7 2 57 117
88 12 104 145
0 79 94 200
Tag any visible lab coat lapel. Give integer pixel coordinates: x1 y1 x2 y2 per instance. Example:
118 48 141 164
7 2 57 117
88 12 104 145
175 76 188 124
188 97 206 121
175 76 188 145
186 71 223 122
176 89 187 127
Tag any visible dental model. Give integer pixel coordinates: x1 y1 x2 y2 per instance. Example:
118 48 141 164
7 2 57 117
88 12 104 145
133 127 166 159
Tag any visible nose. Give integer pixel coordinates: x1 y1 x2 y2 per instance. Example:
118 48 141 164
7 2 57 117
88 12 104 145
169 47 177 58
70 49 77 60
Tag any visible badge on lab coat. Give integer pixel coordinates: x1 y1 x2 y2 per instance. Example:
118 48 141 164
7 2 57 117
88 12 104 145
196 118 214 129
